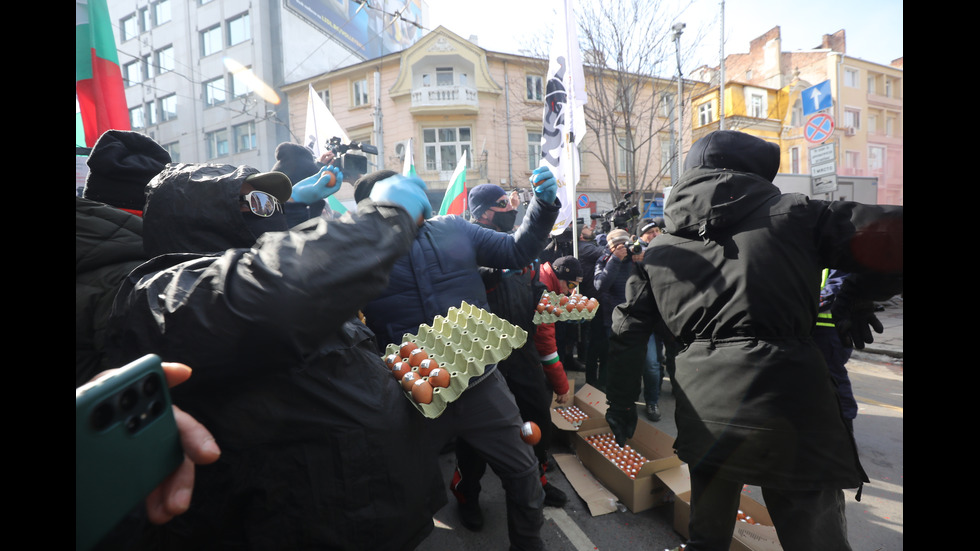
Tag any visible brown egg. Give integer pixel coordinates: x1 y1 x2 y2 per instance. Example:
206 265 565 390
519 421 541 445
565 301 575 313
401 371 421 391
408 348 429 367
411 378 434 404
559 295 569 306
586 299 598 312
417 358 438 377
399 341 419 359
384 353 400 369
391 360 412 380
536 302 547 313
427 368 450 388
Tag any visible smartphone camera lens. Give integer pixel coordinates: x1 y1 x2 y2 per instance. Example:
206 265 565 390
118 387 139 412
148 399 165 419
125 415 142 434
90 402 115 431
141 374 160 398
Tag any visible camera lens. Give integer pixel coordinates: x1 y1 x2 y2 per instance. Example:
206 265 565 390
118 387 139 412
124 414 142 434
90 403 115 431
148 399 165 419
141 374 160 398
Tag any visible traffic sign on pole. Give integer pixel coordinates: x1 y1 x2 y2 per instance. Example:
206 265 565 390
804 114 835 144
802 80 833 115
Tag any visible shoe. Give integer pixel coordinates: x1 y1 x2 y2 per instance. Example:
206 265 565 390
645 403 661 422
543 482 568 508
457 499 484 531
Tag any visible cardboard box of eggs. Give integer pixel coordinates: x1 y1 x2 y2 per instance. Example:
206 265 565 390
533 291 599 324
383 301 527 418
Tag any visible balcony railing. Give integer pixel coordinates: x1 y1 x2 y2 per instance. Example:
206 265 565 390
411 85 479 109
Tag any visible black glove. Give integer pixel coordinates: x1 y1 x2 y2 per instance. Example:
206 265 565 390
605 402 637 447
831 298 882 350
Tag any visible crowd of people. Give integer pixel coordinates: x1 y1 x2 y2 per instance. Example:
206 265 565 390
76 128 902 551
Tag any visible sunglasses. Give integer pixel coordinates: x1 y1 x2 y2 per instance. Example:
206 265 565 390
239 190 282 217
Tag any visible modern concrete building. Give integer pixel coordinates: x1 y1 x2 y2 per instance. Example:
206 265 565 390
690 27 903 205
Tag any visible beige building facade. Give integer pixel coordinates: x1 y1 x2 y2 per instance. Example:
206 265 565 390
282 26 692 218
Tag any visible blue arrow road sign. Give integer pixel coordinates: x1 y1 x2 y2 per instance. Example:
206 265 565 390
802 80 832 116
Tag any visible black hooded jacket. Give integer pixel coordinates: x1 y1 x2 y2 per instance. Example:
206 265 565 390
105 163 446 550
606 131 902 489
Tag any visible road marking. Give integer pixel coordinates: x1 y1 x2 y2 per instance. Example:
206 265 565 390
855 395 902 412
544 507 597 551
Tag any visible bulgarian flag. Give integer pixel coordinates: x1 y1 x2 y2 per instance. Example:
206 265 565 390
402 137 417 178
76 0 130 147
437 150 467 216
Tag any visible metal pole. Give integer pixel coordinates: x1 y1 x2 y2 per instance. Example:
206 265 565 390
673 23 685 171
719 2 725 130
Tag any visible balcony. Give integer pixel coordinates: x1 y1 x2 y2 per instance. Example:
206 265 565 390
410 85 480 115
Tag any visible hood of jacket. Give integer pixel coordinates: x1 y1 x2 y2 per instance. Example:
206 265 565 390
665 130 782 240
143 163 269 257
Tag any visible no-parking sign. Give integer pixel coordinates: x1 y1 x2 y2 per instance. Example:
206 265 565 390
804 114 835 144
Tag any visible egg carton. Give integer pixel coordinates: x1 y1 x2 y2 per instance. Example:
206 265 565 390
383 301 528 419
533 291 599 324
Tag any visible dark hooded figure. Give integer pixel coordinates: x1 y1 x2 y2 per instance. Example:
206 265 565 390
604 131 902 550
105 163 445 550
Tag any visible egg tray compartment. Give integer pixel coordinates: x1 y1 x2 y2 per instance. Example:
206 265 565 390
384 301 528 419
533 292 599 324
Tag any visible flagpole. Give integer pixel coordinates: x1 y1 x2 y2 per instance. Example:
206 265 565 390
566 0 579 259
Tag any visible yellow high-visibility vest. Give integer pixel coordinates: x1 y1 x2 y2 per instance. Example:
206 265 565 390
816 268 835 327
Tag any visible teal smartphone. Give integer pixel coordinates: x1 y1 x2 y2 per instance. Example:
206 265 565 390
76 354 183 551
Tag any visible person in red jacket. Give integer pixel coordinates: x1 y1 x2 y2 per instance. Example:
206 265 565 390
535 255 584 403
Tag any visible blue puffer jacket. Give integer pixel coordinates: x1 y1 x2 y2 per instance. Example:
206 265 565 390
362 196 560 386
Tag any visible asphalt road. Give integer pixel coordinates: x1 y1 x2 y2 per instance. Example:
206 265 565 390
416 352 903 551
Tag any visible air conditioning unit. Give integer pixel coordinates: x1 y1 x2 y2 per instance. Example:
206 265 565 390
393 140 409 162
843 127 856 137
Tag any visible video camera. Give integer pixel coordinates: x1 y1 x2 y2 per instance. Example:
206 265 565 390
591 191 641 234
324 137 378 183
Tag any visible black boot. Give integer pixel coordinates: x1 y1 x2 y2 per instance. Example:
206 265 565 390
543 482 567 507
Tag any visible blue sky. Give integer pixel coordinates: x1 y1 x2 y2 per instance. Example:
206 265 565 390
424 0 903 68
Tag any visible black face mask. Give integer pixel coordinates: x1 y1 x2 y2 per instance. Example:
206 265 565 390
241 211 288 241
491 210 518 233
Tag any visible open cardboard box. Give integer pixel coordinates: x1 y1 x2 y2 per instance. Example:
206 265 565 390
550 381 608 432
657 465 782 551
566 384 683 513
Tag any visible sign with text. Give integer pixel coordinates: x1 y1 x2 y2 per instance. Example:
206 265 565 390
809 142 838 195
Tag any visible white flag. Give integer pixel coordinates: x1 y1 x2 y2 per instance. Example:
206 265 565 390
540 0 587 236
305 83 349 160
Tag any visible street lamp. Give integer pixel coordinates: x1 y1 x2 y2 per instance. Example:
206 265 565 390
672 22 685 172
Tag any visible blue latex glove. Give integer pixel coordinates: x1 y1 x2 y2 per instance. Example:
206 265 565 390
369 174 432 222
291 166 343 204
530 166 558 204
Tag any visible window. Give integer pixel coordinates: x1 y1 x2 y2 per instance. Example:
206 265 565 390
867 75 876 95
791 99 803 127
867 112 878 135
145 102 158 126
885 116 895 137
233 122 257 152
319 89 330 111
527 131 542 171
789 147 800 174
121 14 138 41
884 78 893 98
123 60 142 86
436 67 454 86
204 77 226 106
750 94 764 118
352 78 369 107
844 108 861 129
698 101 714 126
155 45 174 74
163 141 180 162
201 25 222 56
205 128 229 159
231 67 251 97
844 68 859 88
141 54 153 80
129 106 146 129
159 94 177 121
868 146 885 172
660 137 672 170
139 7 151 33
844 150 860 170
153 0 171 26
423 127 471 171
421 73 431 87
661 93 674 118
227 12 250 46
617 135 633 174
526 75 543 101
